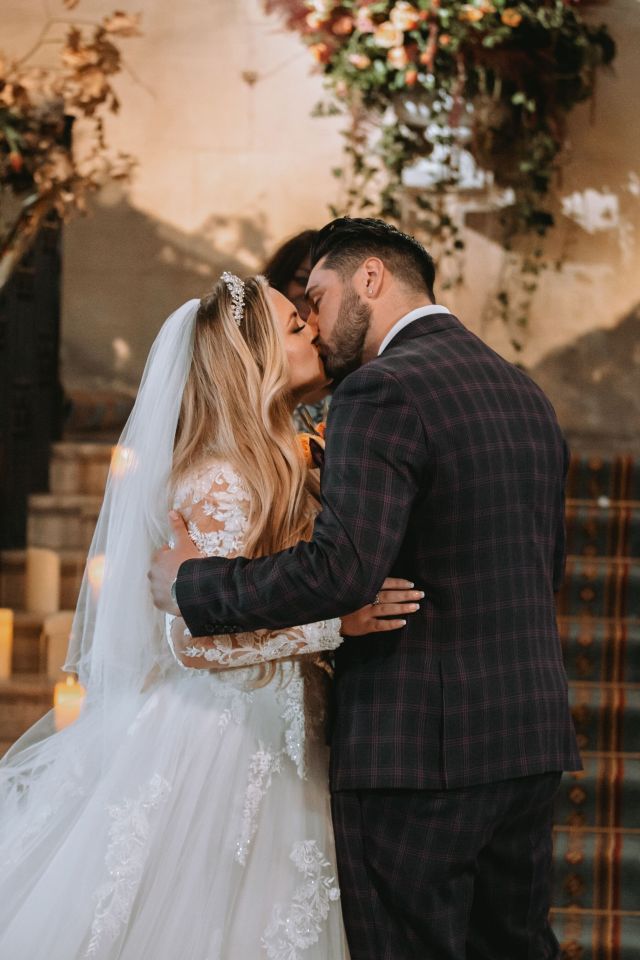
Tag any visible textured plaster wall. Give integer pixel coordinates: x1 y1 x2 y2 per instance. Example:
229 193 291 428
4 0 639 449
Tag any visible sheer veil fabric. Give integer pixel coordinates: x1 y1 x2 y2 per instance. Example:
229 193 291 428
0 298 199 856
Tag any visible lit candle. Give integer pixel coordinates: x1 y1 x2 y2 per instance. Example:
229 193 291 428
0 608 13 679
53 674 86 731
25 547 61 616
87 554 106 598
110 445 136 477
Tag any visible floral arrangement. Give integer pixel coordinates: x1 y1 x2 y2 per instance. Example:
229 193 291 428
0 2 140 279
265 0 615 344
298 418 326 468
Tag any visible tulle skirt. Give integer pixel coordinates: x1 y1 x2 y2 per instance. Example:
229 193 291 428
0 661 348 959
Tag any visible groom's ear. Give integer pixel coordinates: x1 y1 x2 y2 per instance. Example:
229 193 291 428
359 257 385 299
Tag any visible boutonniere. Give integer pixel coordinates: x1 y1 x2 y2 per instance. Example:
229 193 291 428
298 410 326 469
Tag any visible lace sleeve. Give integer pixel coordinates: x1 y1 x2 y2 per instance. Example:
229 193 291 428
167 461 343 671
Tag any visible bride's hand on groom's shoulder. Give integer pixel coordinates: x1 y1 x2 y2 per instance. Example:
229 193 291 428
340 579 424 637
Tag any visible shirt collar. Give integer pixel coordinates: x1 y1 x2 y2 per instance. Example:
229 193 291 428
377 305 451 356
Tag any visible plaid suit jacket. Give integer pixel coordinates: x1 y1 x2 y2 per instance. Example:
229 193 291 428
177 312 582 789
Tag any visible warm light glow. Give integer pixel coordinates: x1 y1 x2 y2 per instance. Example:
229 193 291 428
25 547 60 616
0 608 13 680
53 674 86 730
110 444 136 477
87 554 106 595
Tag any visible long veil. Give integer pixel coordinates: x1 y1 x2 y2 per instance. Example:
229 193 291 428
0 298 199 865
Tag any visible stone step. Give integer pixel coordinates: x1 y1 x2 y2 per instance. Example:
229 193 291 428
11 611 45 674
64 388 134 441
49 441 113 497
0 548 86 610
27 493 102 551
0 673 55 749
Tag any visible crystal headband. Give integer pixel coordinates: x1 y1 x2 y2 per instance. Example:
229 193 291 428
221 271 245 327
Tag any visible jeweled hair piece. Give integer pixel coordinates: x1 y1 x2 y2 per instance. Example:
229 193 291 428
221 271 245 327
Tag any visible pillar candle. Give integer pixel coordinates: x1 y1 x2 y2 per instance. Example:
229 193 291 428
53 675 86 731
43 611 75 680
25 547 61 616
0 608 13 679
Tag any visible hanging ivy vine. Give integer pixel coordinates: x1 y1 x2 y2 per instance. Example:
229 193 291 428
266 0 615 349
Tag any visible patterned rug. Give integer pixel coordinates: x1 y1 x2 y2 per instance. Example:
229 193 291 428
552 457 640 960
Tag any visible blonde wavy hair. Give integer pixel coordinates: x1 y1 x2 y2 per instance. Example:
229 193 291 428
171 274 317 557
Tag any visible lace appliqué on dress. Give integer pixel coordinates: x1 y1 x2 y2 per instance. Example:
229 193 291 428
1 750 88 869
84 773 171 958
175 461 250 560
235 744 283 866
277 675 306 780
261 840 341 960
182 619 343 668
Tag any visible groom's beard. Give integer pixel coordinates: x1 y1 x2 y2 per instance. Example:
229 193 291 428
320 285 372 386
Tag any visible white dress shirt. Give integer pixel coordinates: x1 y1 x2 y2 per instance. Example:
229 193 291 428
377 305 451 356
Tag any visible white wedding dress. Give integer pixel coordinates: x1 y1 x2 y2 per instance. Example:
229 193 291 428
0 459 348 960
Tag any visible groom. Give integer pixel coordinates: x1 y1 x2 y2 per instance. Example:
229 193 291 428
150 217 581 959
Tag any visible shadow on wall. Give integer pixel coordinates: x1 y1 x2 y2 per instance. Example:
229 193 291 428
530 303 640 456
62 189 270 396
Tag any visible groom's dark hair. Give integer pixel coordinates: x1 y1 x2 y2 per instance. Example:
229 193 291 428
310 217 436 301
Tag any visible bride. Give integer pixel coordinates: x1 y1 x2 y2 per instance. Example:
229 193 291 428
0 272 416 959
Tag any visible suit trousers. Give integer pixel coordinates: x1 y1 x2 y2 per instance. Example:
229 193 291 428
331 772 562 960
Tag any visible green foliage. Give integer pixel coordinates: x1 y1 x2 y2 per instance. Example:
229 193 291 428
268 0 615 340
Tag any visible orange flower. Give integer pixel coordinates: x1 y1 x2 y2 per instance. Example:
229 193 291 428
501 8 523 27
390 2 420 31
332 15 354 36
439 33 451 46
305 11 327 29
8 151 23 173
405 68 418 86
373 20 404 48
349 52 372 69
298 431 325 469
458 5 484 22
309 42 331 64
387 46 410 69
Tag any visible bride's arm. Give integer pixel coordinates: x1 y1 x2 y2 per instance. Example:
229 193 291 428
166 612 342 672
167 575 420 672
165 466 420 672
165 465 341 671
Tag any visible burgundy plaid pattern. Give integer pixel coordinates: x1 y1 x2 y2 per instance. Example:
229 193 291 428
178 312 581 790
331 773 562 960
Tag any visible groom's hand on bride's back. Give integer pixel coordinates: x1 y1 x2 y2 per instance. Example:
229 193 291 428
340 579 424 637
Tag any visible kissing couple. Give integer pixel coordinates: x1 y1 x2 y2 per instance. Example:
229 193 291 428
0 217 580 959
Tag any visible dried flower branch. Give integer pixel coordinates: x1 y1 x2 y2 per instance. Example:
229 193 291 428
0 3 141 277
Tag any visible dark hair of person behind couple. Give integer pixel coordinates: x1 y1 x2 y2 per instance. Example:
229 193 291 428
262 230 318 296
310 217 436 302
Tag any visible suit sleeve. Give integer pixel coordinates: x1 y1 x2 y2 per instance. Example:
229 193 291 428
176 365 429 637
552 438 570 593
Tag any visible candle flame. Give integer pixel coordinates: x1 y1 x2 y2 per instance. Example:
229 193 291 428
110 445 136 477
87 554 106 594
